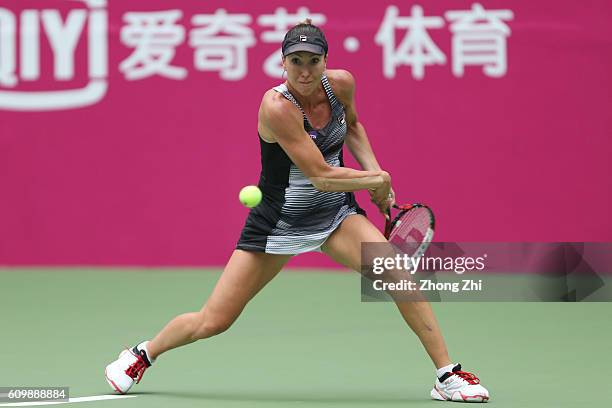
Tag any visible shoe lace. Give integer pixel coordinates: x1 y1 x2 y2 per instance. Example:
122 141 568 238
453 370 480 385
124 349 148 384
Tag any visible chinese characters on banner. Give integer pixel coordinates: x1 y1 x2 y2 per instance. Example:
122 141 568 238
119 7 326 81
118 4 513 81
0 3 513 110
375 4 513 79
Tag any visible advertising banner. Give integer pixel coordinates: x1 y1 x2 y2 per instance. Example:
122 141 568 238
1 1 610 266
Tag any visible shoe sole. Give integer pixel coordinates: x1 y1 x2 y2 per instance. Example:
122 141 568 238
431 386 489 403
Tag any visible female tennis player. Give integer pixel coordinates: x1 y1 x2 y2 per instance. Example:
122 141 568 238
105 21 489 403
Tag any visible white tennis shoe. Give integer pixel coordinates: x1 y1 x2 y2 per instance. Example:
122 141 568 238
431 364 490 402
105 341 153 394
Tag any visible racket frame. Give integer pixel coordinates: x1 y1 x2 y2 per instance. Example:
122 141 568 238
384 203 436 260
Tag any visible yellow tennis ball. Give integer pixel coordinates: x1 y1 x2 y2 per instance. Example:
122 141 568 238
239 185 262 208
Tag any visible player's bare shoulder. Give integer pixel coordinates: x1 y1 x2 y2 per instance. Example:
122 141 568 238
324 69 356 105
258 89 303 143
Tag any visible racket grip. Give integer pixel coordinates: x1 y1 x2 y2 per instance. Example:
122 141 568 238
384 208 392 238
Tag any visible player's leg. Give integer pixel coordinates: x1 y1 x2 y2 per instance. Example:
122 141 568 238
147 249 290 357
321 214 489 402
321 214 451 367
105 249 290 394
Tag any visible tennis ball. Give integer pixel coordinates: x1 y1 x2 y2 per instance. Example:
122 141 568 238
239 185 262 208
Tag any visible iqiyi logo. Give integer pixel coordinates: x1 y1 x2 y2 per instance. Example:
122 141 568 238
0 0 107 111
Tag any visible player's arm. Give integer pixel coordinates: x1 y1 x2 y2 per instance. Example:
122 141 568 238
329 70 394 209
258 93 390 193
330 70 383 172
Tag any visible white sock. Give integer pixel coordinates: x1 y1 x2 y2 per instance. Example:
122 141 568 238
436 363 455 378
137 341 156 364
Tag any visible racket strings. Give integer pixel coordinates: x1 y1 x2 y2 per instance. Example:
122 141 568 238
390 208 430 242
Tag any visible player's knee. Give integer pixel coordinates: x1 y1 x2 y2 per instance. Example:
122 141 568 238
193 312 235 339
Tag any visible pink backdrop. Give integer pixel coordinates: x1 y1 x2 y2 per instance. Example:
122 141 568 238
1 0 611 266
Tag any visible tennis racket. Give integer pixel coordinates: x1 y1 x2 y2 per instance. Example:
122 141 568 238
384 203 436 260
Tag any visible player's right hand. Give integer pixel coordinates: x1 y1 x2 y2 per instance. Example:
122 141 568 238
369 172 392 214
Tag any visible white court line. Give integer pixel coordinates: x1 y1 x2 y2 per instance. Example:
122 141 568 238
0 395 136 407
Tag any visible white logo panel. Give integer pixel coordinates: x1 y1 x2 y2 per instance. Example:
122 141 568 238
0 0 108 111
